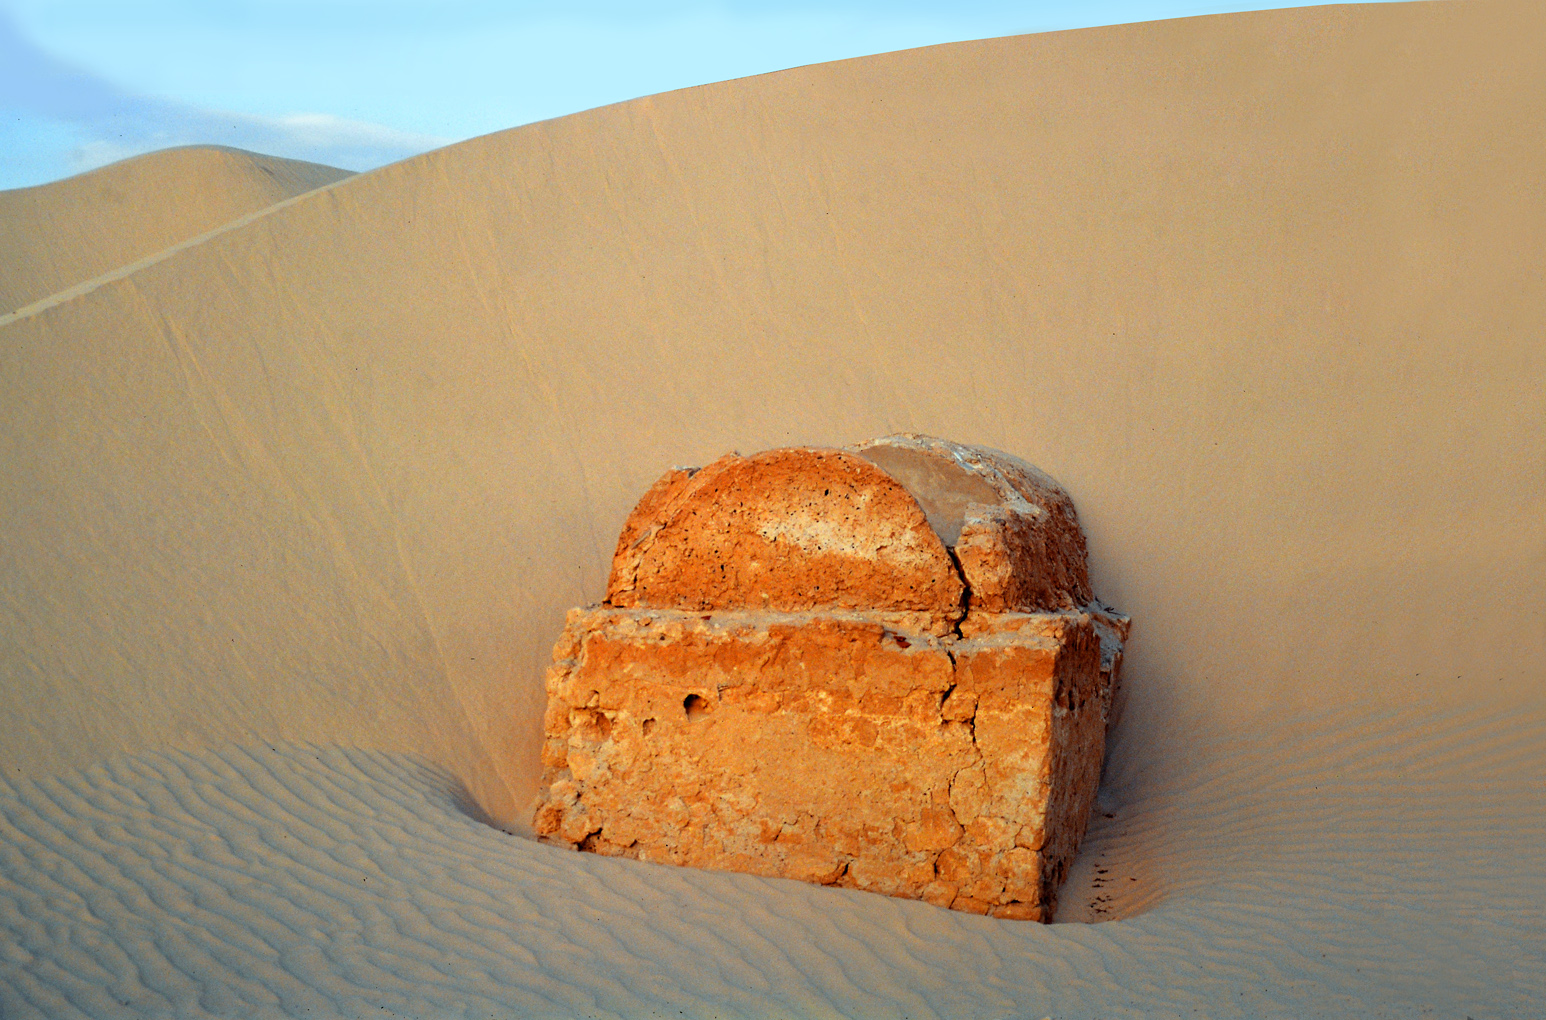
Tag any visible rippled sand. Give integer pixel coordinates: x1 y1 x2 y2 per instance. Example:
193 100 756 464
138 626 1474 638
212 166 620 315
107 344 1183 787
4 700 1540 1017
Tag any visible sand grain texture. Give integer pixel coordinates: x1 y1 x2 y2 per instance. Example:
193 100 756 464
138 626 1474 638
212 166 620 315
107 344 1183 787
1 0 1543 1015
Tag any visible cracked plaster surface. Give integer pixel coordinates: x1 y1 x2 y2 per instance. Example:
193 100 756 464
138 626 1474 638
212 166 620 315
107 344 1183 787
534 436 1128 921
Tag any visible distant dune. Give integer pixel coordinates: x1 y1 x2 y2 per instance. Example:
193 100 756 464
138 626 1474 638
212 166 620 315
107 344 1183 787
1 2 1541 1016
0 146 351 315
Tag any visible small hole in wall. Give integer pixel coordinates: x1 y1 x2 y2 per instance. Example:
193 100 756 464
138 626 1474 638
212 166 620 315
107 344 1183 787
683 694 710 722
642 718 657 737
580 708 613 740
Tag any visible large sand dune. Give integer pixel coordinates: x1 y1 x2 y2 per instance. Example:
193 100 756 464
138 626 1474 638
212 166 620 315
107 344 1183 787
0 146 352 315
1 1 1542 1015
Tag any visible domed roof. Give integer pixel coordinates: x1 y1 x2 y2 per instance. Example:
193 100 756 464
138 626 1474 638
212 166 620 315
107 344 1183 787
606 435 1092 632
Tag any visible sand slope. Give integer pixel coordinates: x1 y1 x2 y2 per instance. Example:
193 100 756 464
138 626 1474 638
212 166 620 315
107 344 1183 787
0 1 1543 1014
0 146 352 315
3 0 1539 819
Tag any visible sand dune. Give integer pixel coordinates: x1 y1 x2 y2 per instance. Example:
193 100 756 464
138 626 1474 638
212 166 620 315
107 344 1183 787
1 0 1542 1015
0 146 352 315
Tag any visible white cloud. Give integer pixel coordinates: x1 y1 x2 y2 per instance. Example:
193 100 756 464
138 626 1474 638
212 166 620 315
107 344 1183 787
3 10 450 182
57 107 450 177
68 138 141 172
265 112 446 151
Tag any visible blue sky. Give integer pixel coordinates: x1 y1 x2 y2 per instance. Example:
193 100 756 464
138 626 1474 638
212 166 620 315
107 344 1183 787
1 1 1385 189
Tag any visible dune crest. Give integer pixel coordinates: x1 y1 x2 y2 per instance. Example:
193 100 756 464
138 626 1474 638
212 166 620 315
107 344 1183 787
0 146 352 314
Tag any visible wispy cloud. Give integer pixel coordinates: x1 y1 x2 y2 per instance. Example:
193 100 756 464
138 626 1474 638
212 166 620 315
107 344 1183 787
0 12 447 178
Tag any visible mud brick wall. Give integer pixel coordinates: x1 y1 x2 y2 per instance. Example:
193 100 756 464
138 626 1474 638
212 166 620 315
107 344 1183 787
532 435 1128 921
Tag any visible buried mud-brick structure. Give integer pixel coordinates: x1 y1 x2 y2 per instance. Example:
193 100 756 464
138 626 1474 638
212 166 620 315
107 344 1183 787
532 435 1129 921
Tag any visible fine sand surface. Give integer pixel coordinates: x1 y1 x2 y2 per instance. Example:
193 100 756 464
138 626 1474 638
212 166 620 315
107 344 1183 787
0 146 352 315
1 1 1543 1016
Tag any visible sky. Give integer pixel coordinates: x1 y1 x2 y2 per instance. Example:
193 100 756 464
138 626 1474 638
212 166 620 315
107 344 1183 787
1 1 1395 190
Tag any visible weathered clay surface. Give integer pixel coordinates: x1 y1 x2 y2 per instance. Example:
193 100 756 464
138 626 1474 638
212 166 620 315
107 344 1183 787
536 436 1128 922
851 435 1092 614
607 447 966 634
534 607 1118 920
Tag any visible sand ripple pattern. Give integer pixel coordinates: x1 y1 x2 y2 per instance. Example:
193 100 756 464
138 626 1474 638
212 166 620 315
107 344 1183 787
2 702 1542 1019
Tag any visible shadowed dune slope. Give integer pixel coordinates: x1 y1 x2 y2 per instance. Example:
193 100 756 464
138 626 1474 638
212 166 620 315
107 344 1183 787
0 146 352 314
1 0 1542 854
